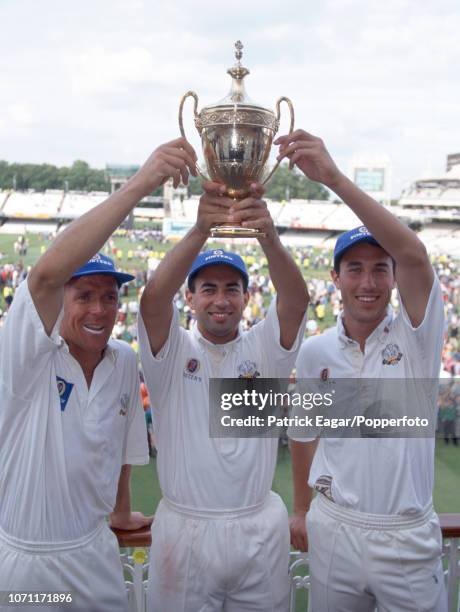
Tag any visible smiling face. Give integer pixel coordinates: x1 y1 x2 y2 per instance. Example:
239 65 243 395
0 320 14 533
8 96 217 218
331 243 396 333
60 275 119 367
186 265 249 345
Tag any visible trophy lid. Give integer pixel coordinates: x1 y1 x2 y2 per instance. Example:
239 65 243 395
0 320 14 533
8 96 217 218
205 41 271 111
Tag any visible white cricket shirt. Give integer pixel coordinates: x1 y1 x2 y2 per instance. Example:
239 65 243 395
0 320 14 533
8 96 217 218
289 277 445 515
139 299 306 511
0 279 149 542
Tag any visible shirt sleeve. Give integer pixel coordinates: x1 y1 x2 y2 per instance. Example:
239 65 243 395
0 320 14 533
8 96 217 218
138 304 185 410
398 274 445 378
122 349 149 466
0 278 63 400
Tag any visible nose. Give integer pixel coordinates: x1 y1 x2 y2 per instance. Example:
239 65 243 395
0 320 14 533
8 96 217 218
361 270 378 290
89 299 106 315
214 292 230 309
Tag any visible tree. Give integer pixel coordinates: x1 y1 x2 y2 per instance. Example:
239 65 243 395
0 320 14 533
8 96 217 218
186 163 329 201
264 163 329 201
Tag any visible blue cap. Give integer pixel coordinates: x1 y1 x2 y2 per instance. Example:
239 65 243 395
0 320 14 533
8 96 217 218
334 226 381 269
71 253 134 287
187 249 249 290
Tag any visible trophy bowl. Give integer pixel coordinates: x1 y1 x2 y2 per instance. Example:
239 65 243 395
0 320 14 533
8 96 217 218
179 41 294 238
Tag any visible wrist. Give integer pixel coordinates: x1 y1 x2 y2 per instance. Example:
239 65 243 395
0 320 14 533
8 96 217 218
325 171 348 193
191 224 210 241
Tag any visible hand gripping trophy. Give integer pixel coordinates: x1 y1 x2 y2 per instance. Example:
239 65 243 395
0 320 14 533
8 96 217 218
179 40 294 238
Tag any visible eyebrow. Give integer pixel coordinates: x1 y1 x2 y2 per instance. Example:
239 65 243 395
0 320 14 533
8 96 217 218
345 261 390 267
199 281 241 288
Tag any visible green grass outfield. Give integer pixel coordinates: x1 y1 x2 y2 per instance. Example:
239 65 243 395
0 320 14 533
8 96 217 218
131 442 460 517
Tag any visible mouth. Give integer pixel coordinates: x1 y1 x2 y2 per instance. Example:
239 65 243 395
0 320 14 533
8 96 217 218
209 312 231 322
83 324 105 335
355 295 379 303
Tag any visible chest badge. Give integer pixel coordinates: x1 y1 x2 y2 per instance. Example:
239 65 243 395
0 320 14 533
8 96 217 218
237 360 260 379
382 343 403 365
119 393 129 416
56 376 74 412
185 358 200 374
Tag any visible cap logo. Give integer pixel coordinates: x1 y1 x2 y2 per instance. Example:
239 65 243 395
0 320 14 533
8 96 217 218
88 254 111 266
212 250 224 256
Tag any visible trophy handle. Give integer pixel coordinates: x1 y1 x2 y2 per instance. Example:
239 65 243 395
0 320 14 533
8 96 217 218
178 91 210 181
262 96 295 185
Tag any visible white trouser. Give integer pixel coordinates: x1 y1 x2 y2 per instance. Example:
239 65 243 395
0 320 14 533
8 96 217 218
148 491 290 612
0 522 127 612
306 494 447 612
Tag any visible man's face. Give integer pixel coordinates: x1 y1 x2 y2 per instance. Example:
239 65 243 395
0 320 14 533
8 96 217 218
186 265 249 344
331 243 395 330
60 275 119 364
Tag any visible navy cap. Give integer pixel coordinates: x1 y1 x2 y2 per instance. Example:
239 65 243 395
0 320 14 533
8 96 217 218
333 226 381 269
71 253 134 287
187 249 249 290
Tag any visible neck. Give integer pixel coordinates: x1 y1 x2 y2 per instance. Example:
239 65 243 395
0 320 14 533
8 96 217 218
67 344 104 387
341 316 386 353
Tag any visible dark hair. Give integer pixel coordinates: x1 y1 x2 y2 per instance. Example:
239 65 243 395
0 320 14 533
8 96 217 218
333 249 396 274
188 269 248 293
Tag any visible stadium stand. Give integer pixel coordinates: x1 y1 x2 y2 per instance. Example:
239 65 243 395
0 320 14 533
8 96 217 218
2 190 63 219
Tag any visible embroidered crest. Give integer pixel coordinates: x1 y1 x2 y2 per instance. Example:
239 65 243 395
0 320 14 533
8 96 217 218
56 376 74 412
382 343 403 365
119 393 129 416
185 358 200 374
212 249 224 256
237 360 260 379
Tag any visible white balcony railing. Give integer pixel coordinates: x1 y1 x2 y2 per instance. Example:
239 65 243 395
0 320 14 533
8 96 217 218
114 513 460 612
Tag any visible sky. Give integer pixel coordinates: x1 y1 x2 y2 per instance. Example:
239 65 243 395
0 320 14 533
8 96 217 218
1 0 459 197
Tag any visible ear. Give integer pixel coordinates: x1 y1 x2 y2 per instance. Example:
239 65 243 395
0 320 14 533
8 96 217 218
243 291 250 308
185 288 194 309
330 269 340 289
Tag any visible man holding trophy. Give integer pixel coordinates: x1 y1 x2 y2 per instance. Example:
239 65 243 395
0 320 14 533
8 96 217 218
138 42 308 612
282 129 447 611
138 178 308 611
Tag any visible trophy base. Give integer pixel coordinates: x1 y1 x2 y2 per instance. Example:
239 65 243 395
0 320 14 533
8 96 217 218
210 225 266 239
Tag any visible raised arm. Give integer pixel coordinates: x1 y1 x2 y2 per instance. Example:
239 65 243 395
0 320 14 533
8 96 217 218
140 182 232 355
28 138 197 335
275 130 433 327
230 185 309 349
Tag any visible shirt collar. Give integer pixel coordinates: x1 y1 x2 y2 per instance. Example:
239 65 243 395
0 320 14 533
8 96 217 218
191 320 243 350
60 336 119 363
337 307 395 349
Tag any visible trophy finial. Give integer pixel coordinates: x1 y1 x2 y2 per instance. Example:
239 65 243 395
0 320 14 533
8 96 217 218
228 40 249 82
235 40 243 63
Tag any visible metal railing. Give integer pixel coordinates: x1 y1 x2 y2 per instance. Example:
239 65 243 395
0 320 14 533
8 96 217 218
113 513 460 612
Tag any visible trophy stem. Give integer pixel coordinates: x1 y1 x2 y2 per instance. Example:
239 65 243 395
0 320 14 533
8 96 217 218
210 226 266 239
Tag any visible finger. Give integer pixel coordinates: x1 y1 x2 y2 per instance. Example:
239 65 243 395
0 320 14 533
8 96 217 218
231 207 269 224
200 195 234 209
158 161 181 187
162 148 196 178
249 182 265 198
274 129 316 146
162 137 198 161
277 141 317 161
202 181 227 195
231 197 267 212
161 153 190 185
288 148 317 170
